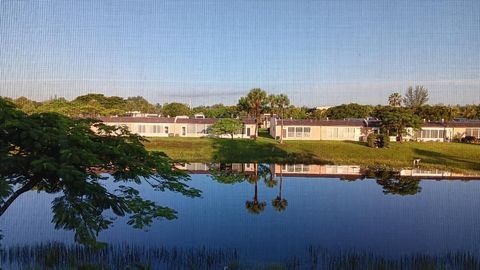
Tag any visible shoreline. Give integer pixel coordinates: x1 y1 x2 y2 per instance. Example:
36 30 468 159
144 135 480 174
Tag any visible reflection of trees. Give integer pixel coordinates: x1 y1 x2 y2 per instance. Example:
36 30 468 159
376 177 421 196
261 164 278 188
368 170 421 196
272 169 288 212
245 164 266 214
208 164 247 185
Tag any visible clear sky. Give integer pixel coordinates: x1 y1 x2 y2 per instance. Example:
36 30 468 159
0 0 479 106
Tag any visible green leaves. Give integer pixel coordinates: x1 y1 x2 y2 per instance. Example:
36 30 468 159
210 118 243 139
0 97 201 247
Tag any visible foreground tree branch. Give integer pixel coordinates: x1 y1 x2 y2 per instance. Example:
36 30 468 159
0 97 201 246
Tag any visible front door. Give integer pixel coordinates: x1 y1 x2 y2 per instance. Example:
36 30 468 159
246 128 251 137
282 129 287 138
182 126 186 136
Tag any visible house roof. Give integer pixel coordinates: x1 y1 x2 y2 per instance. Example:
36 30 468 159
422 121 480 128
99 116 255 125
278 119 366 127
98 117 176 123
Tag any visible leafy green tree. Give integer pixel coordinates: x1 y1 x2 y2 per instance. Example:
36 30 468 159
35 98 73 115
461 105 479 119
285 105 309 119
238 88 268 140
210 118 243 139
161 102 191 117
325 103 373 119
403 85 429 108
310 108 327 120
12 97 40 114
388 93 402 107
0 98 200 246
192 104 238 118
373 107 422 142
125 96 159 113
73 94 127 109
367 133 377 148
415 105 455 121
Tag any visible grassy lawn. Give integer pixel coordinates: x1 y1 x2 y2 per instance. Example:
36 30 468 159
144 130 480 173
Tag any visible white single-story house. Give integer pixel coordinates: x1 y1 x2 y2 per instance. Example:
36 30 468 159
270 117 480 142
99 116 257 138
269 118 370 141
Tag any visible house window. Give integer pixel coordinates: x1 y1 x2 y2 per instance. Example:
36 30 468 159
153 125 163 133
420 129 445 139
182 127 186 136
304 127 311 137
296 127 303 137
303 165 310 172
288 127 295 137
137 125 146 133
164 126 169 134
466 128 480 138
287 164 295 172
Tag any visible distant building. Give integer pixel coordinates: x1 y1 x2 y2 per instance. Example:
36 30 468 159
407 120 480 142
99 116 256 138
269 118 371 141
269 117 480 142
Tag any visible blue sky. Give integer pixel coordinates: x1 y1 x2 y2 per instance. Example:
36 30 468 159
0 0 479 106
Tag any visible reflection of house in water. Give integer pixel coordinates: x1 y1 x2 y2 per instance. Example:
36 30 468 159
175 163 256 174
175 163 480 181
400 169 480 180
270 164 363 179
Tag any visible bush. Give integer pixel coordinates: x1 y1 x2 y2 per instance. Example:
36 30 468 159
367 133 377 148
367 133 390 148
379 134 390 148
461 136 477 144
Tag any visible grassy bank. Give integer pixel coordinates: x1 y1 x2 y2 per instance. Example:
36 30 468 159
144 131 480 173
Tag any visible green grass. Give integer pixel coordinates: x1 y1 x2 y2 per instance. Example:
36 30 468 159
144 130 480 173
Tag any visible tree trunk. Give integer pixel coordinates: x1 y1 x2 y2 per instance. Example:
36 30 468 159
253 163 258 202
278 170 283 199
0 180 38 216
280 110 284 144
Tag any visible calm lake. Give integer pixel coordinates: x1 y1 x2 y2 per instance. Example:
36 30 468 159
1 163 480 269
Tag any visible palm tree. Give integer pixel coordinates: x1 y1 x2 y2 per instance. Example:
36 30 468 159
275 94 290 144
388 92 402 107
244 88 268 140
272 168 288 212
245 163 266 214
268 94 278 117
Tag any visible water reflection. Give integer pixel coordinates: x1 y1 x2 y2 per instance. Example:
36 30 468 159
188 162 480 200
2 163 480 268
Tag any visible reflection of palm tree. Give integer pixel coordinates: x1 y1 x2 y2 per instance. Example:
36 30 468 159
272 168 288 212
245 164 266 214
264 170 278 188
